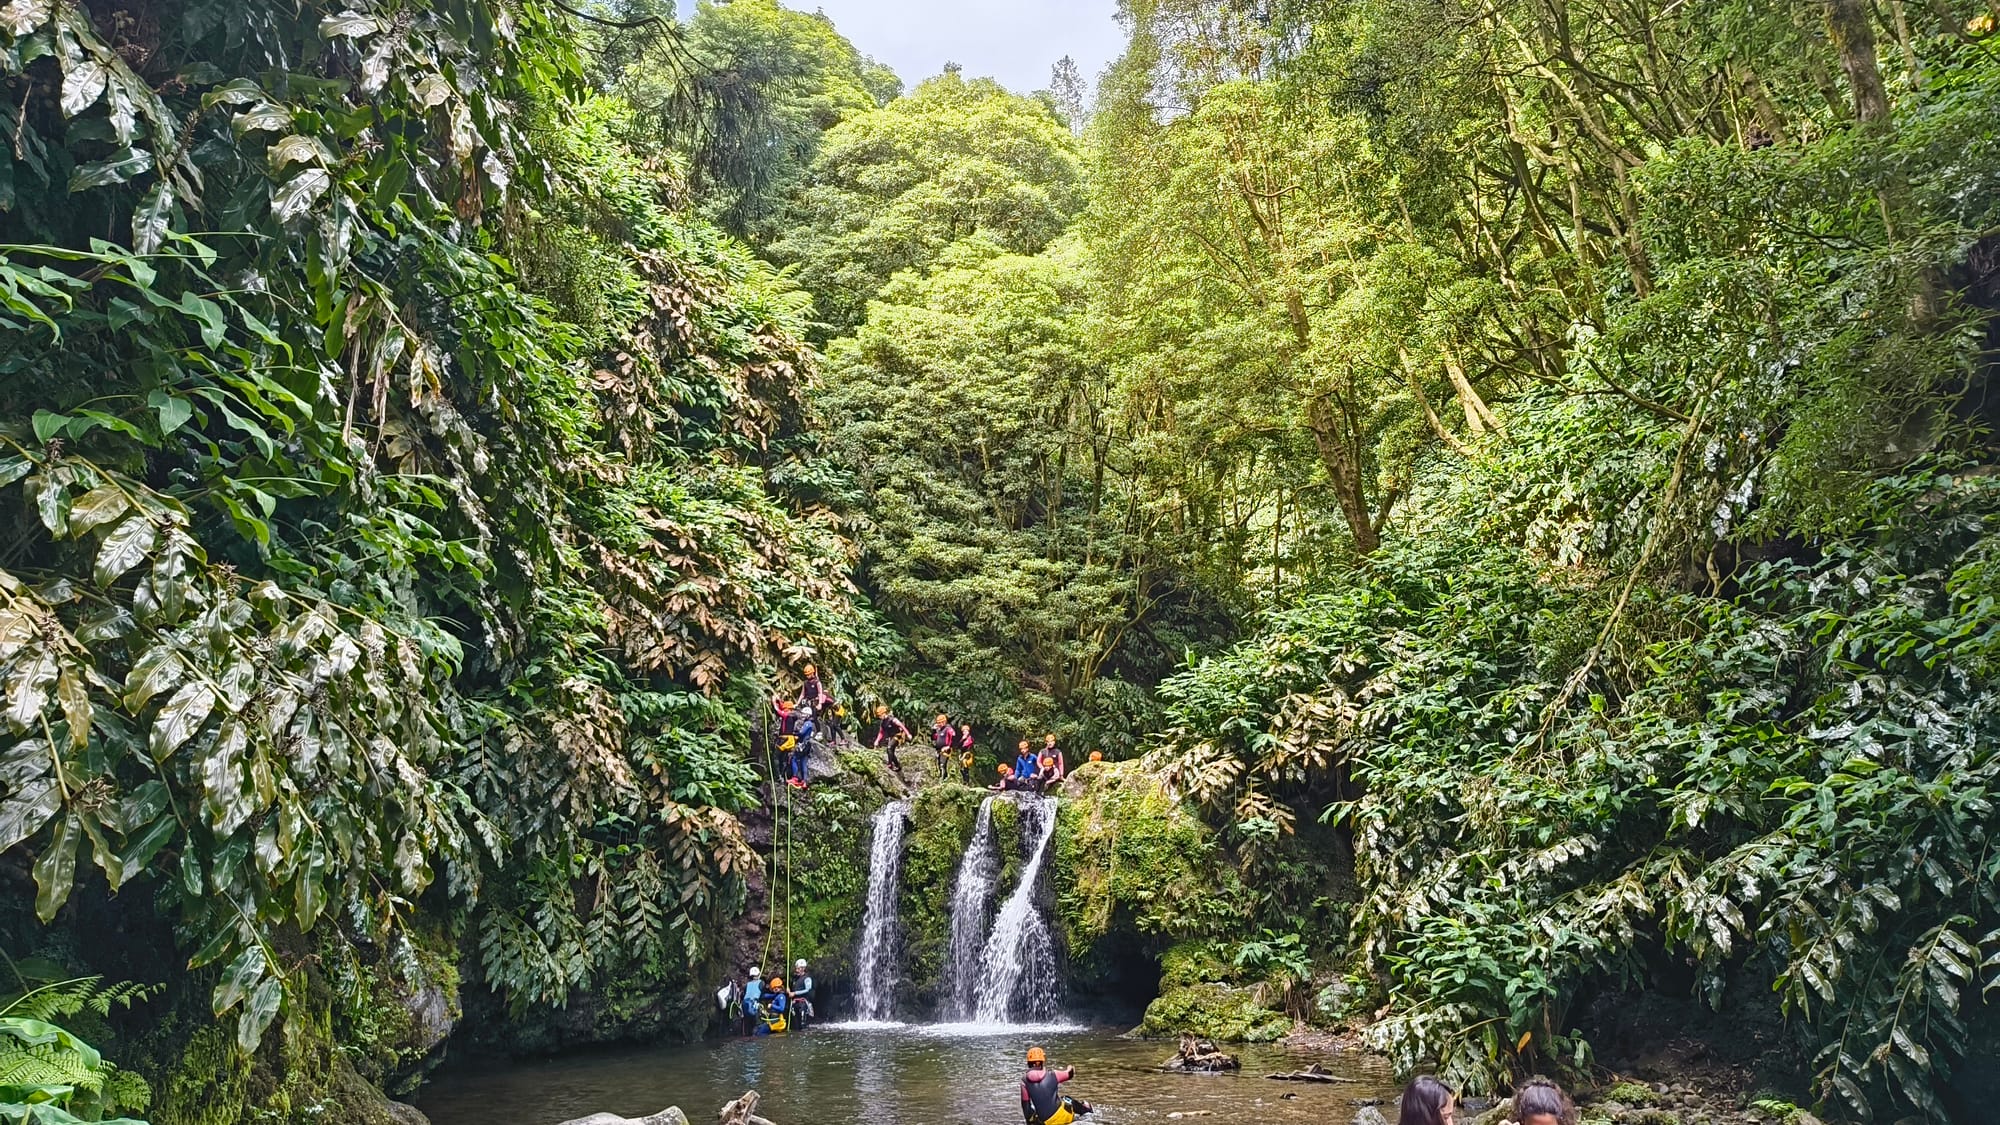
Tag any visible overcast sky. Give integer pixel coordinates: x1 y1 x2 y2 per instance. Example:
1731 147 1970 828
680 1 1129 97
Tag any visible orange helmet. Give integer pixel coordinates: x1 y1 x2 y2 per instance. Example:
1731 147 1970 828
1089 751 1103 762
769 977 784 990
1026 1046 1047 1065
803 663 816 675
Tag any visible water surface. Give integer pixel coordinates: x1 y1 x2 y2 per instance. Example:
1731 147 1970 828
417 1025 1398 1125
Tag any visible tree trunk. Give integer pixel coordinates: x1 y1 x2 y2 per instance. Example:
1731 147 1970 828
1824 0 1891 125
1306 394 1380 556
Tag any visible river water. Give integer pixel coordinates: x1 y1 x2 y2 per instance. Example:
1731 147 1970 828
416 1025 1399 1125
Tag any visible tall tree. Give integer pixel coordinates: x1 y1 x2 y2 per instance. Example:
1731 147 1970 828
769 71 1087 334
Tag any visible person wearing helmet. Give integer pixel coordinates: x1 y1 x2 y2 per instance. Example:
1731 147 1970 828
957 721 977 783
1011 741 1041 791
801 663 832 712
1020 1045 1091 1124
930 714 958 783
871 704 910 777
787 705 817 790
741 967 764 1035
756 975 789 1035
789 959 815 1028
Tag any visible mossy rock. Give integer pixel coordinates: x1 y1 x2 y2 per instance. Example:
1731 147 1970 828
1051 763 1233 969
1137 981 1290 1043
1604 1083 1660 1108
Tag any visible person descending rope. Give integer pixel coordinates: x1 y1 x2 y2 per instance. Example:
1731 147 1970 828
1020 1046 1092 1125
756 975 789 1035
957 720 978 783
930 714 958 783
871 704 911 777
787 705 818 789
789 959 815 1029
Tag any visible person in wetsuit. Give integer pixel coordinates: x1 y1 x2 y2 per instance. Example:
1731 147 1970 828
871 704 911 777
789 959 815 1028
930 714 958 782
957 721 977 783
1020 1046 1091 1125
786 705 817 789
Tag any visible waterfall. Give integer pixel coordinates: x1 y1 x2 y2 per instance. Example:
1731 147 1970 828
941 797 1001 1018
850 799 911 1023
970 795 1062 1024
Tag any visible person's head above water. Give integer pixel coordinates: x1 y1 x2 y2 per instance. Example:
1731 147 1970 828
1026 1046 1046 1066
1511 1077 1574 1125
1399 1075 1457 1125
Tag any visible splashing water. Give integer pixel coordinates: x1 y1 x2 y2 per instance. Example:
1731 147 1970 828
851 800 911 1022
942 797 1001 1019
970 795 1061 1024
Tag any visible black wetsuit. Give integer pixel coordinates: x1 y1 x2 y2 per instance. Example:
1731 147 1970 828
1021 1066 1076 1125
872 715 910 772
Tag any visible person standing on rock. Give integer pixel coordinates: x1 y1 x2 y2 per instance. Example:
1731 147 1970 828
1020 1045 1091 1125
930 713 958 783
870 704 911 778
957 721 978 783
1400 1076 1457 1125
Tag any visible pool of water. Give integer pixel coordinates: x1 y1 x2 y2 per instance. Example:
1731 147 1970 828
415 1023 1400 1125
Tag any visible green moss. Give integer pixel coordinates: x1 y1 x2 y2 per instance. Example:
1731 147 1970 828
771 784 875 980
1051 763 1233 973
1605 1083 1659 1107
1138 981 1291 1042
149 1026 251 1125
895 784 991 1012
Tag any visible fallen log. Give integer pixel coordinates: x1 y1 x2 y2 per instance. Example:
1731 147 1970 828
1165 1032 1242 1072
1265 1063 1359 1084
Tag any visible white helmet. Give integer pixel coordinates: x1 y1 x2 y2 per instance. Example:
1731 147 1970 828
794 959 808 971
749 966 761 978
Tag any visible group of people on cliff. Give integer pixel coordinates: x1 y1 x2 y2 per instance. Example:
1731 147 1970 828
768 664 1101 794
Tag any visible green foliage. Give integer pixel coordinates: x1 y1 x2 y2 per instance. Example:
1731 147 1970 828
0 0 871 1081
770 71 1087 333
637 0 897 238
823 239 1216 739
0 978 152 1123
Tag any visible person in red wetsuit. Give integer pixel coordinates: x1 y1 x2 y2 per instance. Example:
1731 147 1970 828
1020 1045 1091 1124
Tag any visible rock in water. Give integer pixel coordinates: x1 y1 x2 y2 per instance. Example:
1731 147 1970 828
1355 1106 1393 1125
555 1111 690 1125
1165 1032 1241 1072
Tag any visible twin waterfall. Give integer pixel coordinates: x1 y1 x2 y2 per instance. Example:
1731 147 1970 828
848 793 1063 1026
850 800 912 1023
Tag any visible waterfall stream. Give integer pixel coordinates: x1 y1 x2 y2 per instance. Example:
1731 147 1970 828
969 795 1061 1024
941 796 1001 1019
850 799 911 1023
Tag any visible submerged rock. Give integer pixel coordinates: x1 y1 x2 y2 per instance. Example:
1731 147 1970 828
555 1112 690 1125
1355 1106 1393 1125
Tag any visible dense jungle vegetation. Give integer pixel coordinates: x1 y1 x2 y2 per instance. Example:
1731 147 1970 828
1 0 1998 1121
